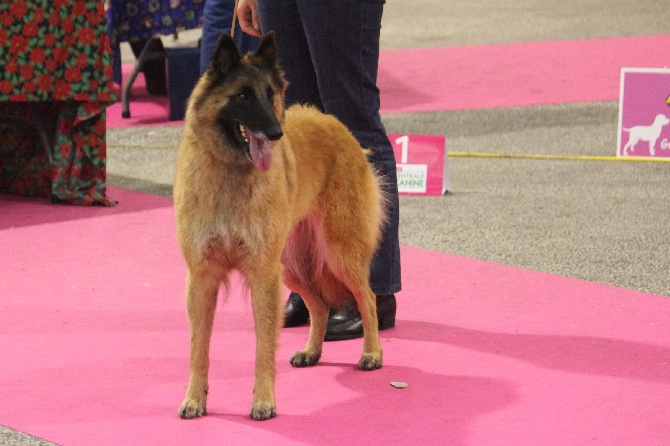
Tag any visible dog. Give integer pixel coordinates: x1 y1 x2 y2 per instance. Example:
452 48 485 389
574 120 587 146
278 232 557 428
173 32 386 421
622 113 670 156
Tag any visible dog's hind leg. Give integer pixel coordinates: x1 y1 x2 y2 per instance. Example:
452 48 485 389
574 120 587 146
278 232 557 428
623 137 637 156
284 275 330 368
351 285 383 370
319 201 383 369
327 252 383 370
247 269 283 420
179 269 219 419
282 218 329 367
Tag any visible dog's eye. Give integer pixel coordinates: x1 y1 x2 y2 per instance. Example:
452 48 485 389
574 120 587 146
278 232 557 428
266 86 274 101
233 87 253 101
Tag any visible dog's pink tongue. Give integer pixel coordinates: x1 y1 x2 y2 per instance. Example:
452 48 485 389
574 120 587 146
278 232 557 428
249 134 272 171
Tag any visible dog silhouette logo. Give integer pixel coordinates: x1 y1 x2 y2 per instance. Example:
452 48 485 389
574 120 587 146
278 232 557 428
622 113 670 156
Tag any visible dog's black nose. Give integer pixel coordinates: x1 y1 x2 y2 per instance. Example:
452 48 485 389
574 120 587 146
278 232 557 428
267 129 283 141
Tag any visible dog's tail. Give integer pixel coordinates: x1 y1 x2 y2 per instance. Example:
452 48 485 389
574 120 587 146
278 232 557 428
364 148 392 239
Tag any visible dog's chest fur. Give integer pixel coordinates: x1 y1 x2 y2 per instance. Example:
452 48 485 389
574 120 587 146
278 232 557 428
176 139 295 269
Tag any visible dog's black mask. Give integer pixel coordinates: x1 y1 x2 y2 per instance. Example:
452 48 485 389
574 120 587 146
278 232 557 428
206 32 285 171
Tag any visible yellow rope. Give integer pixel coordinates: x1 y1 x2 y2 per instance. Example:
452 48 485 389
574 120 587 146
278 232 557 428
449 151 670 163
106 145 670 163
230 0 239 39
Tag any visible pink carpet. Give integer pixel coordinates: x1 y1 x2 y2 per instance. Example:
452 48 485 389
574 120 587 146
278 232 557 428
377 34 670 114
1 187 669 445
106 35 670 129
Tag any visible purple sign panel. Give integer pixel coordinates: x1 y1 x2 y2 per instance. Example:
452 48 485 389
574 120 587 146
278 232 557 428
618 68 670 158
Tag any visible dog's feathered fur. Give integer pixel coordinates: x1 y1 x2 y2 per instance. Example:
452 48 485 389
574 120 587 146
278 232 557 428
173 32 386 420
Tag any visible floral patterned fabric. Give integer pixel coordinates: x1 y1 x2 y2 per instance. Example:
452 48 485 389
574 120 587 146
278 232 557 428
0 102 113 206
0 1 116 103
107 0 204 84
0 1 117 206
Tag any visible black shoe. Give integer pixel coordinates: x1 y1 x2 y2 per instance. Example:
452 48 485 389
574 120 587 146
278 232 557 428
324 294 397 341
283 292 309 327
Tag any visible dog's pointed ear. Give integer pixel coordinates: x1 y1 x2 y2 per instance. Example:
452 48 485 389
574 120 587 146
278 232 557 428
253 32 278 70
208 33 240 78
251 32 287 91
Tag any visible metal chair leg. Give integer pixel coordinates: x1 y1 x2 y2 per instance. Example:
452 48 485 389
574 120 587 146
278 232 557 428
121 37 166 119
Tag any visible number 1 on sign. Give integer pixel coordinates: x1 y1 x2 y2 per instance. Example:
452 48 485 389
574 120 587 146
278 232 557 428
395 135 409 163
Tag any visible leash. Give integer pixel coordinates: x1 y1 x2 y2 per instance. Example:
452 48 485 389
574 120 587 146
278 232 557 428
230 0 239 39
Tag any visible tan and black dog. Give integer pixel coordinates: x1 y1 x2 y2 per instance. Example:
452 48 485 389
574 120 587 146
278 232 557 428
173 32 386 421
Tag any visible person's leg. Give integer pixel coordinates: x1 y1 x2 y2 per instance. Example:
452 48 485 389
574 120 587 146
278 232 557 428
256 0 401 336
256 0 322 108
200 0 260 76
296 0 401 297
294 0 400 340
256 0 320 327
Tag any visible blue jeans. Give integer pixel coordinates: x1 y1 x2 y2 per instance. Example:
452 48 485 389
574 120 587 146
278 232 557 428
257 0 401 295
200 0 261 75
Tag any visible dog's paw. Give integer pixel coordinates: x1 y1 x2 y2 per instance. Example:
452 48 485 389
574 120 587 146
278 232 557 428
358 352 382 371
290 350 321 367
250 402 277 421
178 399 206 419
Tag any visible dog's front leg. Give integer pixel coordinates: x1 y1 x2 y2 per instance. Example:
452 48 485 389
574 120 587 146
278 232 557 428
179 270 219 419
650 138 658 156
249 272 283 420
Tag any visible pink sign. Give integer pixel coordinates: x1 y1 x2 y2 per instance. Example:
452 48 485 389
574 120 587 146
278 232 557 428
618 68 670 158
389 134 450 196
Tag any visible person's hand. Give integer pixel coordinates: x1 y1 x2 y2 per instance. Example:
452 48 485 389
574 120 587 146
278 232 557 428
238 0 262 37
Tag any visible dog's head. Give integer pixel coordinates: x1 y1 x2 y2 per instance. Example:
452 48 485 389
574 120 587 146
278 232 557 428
654 114 670 126
192 32 287 171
